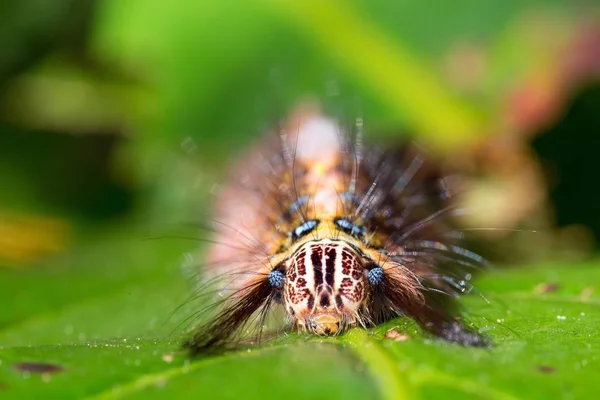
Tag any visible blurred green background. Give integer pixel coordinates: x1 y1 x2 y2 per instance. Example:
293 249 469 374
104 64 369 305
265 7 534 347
0 0 599 399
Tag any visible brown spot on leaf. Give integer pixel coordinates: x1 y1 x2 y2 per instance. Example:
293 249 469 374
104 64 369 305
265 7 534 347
385 328 411 342
580 287 594 301
13 362 64 374
537 365 556 374
534 282 560 294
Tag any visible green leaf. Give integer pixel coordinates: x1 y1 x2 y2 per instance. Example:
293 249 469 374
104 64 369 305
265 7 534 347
0 227 598 399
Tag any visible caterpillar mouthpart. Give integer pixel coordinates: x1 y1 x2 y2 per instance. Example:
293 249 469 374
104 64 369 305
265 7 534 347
303 314 341 336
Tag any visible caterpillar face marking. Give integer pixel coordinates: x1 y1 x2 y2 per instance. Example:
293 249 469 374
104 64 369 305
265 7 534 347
283 238 368 335
183 107 489 355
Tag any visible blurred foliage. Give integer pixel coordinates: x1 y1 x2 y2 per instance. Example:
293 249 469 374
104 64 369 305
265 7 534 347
533 84 600 242
0 0 600 398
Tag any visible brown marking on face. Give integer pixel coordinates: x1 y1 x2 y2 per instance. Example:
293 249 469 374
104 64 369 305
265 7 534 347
288 270 297 282
341 250 353 274
296 249 307 275
351 260 363 280
353 282 364 301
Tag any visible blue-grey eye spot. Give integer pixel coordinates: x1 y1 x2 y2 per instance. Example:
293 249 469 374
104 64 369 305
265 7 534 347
335 218 366 237
368 267 384 285
335 218 353 230
268 270 285 288
291 220 319 241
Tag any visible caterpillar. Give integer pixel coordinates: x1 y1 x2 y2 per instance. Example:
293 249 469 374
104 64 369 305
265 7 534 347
183 105 489 356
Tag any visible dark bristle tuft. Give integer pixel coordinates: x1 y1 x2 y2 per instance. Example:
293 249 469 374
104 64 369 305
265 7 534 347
183 276 276 356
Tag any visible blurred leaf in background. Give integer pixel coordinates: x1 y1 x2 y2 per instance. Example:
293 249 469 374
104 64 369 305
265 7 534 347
0 0 599 398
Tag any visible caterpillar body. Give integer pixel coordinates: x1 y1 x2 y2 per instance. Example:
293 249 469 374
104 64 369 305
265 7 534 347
184 106 488 355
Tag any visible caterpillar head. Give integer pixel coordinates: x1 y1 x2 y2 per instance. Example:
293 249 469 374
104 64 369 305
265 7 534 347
271 238 383 335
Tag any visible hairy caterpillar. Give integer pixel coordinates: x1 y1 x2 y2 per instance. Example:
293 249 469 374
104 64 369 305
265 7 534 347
183 105 488 355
